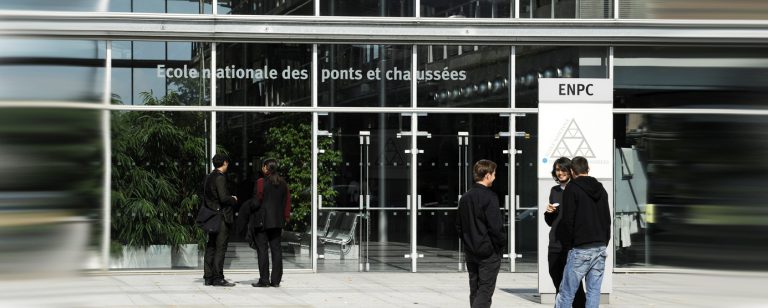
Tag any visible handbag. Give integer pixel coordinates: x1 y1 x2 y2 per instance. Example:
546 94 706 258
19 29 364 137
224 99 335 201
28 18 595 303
195 174 221 233
245 179 265 249
196 204 221 233
251 178 265 230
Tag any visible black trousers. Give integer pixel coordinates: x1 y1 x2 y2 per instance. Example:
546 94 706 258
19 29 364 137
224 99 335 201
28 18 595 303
465 253 501 308
549 251 586 308
254 228 283 284
203 220 230 281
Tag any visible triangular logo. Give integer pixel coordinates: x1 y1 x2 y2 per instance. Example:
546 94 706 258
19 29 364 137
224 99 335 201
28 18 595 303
382 136 406 166
550 119 596 158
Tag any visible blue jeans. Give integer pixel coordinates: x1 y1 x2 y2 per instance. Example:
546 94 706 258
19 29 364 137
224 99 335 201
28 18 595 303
555 245 607 308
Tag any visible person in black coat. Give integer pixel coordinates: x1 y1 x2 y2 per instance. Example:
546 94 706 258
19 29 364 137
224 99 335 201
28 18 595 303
544 157 586 307
251 158 291 288
555 156 611 308
456 159 507 308
202 154 238 287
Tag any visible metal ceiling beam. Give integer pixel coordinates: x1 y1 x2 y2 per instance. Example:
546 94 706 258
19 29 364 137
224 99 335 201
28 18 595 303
2 11 768 45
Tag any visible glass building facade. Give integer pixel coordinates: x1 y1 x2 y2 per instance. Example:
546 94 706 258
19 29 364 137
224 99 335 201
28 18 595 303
1 0 767 274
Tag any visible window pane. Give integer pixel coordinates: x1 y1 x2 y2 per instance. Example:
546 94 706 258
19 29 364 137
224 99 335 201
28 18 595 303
620 0 768 19
216 43 311 107
0 39 105 103
0 109 103 274
422 0 511 18
0 0 108 11
107 0 213 13
321 0 413 16
218 0 313 15
110 110 209 270
133 0 166 13
519 0 612 18
318 44 412 107
112 41 212 106
614 113 768 270
168 0 209 14
516 46 608 108
614 47 768 109
317 113 412 272
216 112 313 270
418 45 510 108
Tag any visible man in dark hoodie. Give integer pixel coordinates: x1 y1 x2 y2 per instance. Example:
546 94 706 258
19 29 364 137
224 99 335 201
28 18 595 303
456 159 507 308
555 156 611 308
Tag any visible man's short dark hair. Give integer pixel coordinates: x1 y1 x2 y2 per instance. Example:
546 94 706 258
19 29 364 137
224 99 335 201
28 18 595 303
473 159 497 182
571 156 589 175
212 153 230 168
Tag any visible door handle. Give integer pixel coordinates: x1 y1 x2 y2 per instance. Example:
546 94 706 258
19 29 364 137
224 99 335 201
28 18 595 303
407 196 411 210
416 195 422 210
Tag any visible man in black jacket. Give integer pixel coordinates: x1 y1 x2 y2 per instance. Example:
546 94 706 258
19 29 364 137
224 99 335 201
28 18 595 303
456 159 507 308
202 154 238 287
555 157 611 308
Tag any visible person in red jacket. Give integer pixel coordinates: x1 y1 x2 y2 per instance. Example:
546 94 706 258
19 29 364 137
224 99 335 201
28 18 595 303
251 158 291 288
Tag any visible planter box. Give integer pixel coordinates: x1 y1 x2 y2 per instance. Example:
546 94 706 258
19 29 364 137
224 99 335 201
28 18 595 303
172 244 199 268
110 245 172 269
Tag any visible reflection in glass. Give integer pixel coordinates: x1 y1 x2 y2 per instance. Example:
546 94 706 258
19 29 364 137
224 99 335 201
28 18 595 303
0 109 102 274
218 0 312 15
417 45 509 108
0 39 105 103
422 0 511 18
216 112 313 270
619 0 768 19
109 0 213 13
110 111 209 269
0 0 108 11
318 45 412 107
614 113 768 270
614 47 768 109
112 41 211 106
519 0 612 18
321 0 413 16
318 113 412 272
216 43 311 107
516 46 608 108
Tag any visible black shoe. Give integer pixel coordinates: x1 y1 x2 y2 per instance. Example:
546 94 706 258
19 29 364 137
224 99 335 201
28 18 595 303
203 279 213 286
252 282 270 288
212 279 235 287
270 282 280 288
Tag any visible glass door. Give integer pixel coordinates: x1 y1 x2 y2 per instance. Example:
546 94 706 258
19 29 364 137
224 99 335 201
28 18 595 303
415 114 513 272
317 113 412 272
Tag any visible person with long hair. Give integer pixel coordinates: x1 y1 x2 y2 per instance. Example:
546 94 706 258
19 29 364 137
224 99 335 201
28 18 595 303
545 157 586 307
251 158 291 288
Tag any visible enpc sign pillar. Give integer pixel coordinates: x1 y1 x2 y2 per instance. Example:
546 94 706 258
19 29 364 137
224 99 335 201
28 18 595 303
537 78 614 304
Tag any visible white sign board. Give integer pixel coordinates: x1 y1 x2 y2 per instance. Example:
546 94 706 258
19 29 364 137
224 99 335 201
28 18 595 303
537 78 614 302
537 79 613 179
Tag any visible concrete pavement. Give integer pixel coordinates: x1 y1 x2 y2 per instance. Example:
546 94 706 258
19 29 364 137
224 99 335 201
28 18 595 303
0 271 766 307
